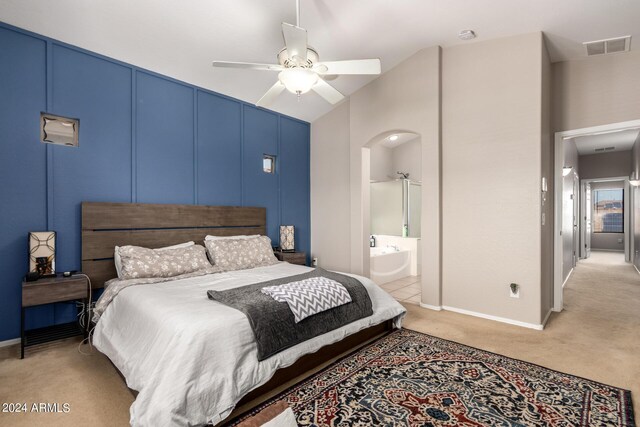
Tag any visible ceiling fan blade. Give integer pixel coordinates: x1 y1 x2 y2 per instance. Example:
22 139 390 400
282 22 308 62
314 59 381 75
212 61 283 71
256 81 286 108
312 79 344 105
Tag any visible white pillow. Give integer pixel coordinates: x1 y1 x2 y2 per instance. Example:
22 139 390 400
114 241 196 279
204 234 260 241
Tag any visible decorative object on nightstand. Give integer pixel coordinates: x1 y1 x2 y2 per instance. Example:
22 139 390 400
21 274 90 359
280 225 295 252
273 250 307 266
29 231 56 276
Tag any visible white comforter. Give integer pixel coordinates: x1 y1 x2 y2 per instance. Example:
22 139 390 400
92 263 406 426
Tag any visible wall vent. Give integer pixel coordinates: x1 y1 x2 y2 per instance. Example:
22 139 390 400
594 146 616 152
584 36 631 56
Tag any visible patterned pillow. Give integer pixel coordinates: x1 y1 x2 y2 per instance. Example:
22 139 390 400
204 235 279 272
114 241 195 279
118 244 212 279
262 277 353 323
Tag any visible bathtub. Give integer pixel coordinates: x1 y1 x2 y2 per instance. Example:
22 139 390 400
370 246 411 285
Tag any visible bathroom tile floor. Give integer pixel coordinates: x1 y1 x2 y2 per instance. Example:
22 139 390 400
380 276 421 305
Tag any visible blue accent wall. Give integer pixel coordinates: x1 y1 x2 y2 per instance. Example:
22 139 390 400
0 22 310 341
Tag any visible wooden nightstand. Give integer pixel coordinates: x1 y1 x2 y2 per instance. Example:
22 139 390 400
21 274 90 359
273 251 307 266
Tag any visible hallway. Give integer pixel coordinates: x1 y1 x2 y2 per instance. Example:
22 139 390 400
402 250 640 417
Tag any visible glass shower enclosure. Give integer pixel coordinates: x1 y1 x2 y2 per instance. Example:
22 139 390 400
370 179 421 237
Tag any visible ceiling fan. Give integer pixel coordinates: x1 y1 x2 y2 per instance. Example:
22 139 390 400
212 0 381 108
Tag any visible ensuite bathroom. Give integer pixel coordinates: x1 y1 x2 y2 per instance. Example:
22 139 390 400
369 133 421 304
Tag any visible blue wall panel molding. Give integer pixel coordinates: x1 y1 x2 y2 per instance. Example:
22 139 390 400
0 22 310 341
279 117 311 263
0 27 48 334
50 45 134 325
242 106 281 242
197 91 243 206
136 71 195 204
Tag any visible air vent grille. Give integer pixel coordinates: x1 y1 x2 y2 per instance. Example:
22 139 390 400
594 146 616 152
584 36 631 56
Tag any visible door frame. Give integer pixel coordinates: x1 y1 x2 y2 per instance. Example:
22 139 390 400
580 177 630 260
553 119 640 312
572 172 580 267
580 181 591 259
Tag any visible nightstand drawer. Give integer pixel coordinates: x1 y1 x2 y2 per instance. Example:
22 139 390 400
274 251 307 266
22 278 88 307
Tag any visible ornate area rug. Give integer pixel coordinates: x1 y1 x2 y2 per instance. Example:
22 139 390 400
231 329 635 426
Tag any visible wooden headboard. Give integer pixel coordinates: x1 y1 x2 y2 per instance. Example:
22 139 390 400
81 202 267 288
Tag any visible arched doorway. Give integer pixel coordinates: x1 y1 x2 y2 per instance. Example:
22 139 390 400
364 131 422 305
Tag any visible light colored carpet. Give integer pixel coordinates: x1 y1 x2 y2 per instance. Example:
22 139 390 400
0 251 637 425
402 251 640 418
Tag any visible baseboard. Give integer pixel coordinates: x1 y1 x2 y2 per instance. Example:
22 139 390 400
0 338 20 348
634 264 640 276
419 303 442 311
441 305 544 330
562 268 574 288
541 308 553 328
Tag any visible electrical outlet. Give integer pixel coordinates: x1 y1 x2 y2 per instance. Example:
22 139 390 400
618 238 623 244
509 283 520 298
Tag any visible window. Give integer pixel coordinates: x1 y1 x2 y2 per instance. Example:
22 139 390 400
263 154 276 174
593 188 623 233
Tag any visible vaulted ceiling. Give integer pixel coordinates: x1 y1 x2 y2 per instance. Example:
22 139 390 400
1 0 639 122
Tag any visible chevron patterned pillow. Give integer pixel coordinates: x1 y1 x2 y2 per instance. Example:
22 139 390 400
262 277 353 323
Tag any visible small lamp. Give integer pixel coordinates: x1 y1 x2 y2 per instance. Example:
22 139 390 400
279 225 295 252
29 231 56 276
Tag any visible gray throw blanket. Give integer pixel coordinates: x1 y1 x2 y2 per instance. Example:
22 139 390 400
207 268 373 361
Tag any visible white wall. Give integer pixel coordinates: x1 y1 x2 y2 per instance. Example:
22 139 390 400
370 138 422 182
311 32 565 328
553 50 640 132
579 150 632 180
633 135 640 270
392 138 422 181
349 46 442 307
442 32 545 326
369 144 394 181
310 101 351 272
540 37 554 319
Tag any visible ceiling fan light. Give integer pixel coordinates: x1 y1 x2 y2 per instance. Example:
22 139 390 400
278 68 318 95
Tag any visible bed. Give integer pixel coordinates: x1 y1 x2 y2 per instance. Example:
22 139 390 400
82 202 406 426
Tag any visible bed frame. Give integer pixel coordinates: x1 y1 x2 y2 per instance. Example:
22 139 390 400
81 202 394 420
82 202 267 288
